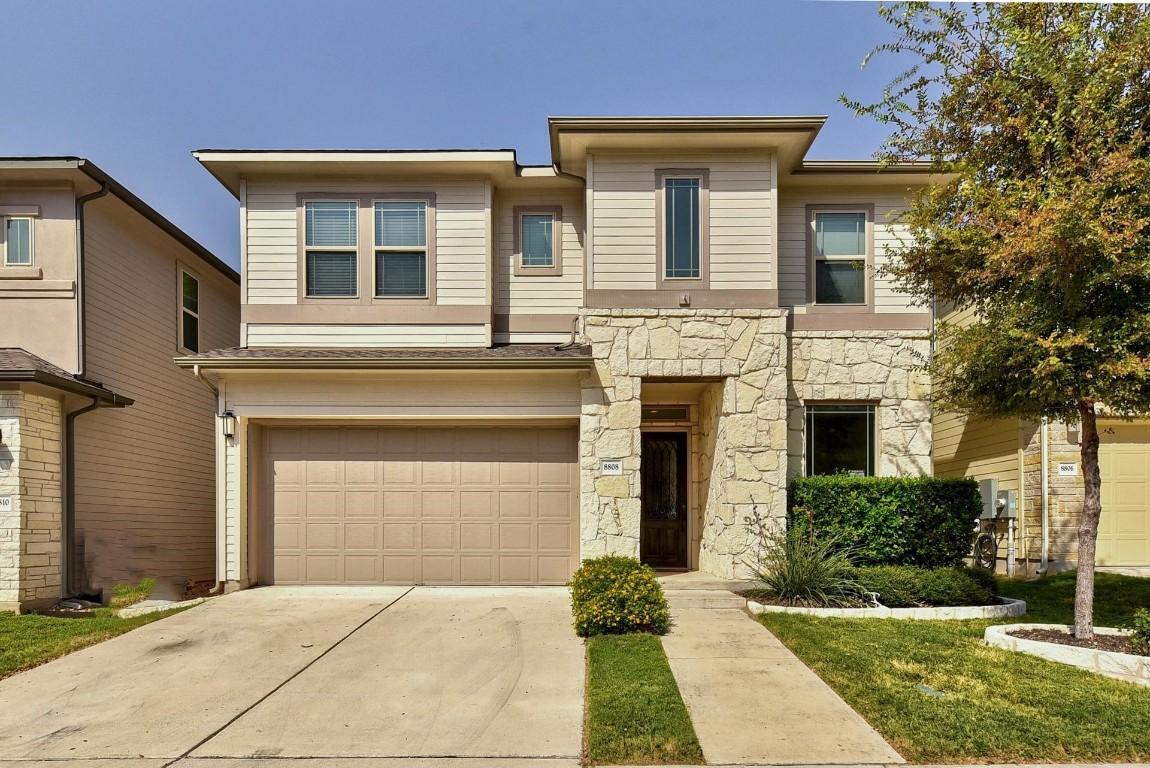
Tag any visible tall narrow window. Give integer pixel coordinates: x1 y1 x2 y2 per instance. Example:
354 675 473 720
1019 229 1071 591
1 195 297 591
664 177 700 279
180 271 200 353
805 404 875 476
4 217 32 266
520 214 554 268
375 201 428 297
813 211 867 305
304 201 358 297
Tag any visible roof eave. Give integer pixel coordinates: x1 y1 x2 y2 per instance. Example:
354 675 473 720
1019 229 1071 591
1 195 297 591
0 370 134 406
174 357 594 372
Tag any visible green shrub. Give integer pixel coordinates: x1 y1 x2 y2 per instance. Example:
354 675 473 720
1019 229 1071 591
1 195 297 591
749 527 860 607
569 556 670 637
1128 608 1150 656
959 564 1001 597
789 476 982 567
854 565 995 607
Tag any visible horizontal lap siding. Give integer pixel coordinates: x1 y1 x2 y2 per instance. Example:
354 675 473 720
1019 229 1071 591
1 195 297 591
246 181 488 307
933 411 1021 491
244 324 487 347
778 188 917 312
495 192 584 315
590 153 773 290
76 198 239 594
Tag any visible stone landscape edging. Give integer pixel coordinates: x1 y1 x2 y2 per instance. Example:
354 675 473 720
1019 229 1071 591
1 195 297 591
746 595 1026 620
983 623 1150 687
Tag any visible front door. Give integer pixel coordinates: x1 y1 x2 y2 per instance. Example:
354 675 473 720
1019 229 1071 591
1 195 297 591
640 432 689 569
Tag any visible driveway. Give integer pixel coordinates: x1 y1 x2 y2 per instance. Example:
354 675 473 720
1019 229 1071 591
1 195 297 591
0 587 583 767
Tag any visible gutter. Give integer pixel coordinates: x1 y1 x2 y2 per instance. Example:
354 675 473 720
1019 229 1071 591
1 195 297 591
75 183 110 378
173 357 594 371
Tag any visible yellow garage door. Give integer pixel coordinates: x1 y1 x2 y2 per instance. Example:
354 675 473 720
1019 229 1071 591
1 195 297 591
266 425 579 585
1098 421 1150 566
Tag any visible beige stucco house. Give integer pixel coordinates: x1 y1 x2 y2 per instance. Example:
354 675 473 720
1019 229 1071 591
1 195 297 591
180 116 935 589
0 158 239 611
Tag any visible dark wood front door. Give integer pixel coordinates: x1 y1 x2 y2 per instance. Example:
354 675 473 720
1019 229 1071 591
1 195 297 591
640 432 689 569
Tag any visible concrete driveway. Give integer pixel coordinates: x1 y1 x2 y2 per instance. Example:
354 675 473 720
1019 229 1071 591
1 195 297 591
0 587 583 767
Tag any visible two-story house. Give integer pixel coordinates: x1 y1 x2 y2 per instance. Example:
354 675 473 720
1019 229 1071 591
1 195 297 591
180 116 935 588
0 158 239 611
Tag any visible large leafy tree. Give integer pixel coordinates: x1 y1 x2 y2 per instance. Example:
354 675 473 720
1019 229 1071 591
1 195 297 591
846 2 1150 637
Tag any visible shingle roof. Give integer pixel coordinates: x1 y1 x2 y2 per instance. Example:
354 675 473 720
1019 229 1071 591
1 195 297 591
0 348 132 404
176 344 593 369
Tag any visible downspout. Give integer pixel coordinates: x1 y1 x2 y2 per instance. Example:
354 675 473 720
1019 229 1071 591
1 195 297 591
1037 417 1051 575
74 182 111 378
193 365 228 593
63 397 101 595
551 164 587 352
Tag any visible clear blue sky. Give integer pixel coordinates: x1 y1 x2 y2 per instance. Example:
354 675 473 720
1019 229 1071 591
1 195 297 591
0 0 909 268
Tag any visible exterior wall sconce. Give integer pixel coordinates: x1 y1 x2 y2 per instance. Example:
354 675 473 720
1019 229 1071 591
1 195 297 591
221 411 237 439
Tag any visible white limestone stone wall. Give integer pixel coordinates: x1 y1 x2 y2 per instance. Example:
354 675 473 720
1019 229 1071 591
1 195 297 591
0 390 64 610
787 330 932 478
579 309 789 579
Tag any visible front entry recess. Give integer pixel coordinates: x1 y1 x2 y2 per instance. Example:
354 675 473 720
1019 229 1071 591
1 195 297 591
640 432 689 569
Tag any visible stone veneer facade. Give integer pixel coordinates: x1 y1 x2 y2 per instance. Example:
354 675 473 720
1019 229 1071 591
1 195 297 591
0 389 64 611
577 309 933 579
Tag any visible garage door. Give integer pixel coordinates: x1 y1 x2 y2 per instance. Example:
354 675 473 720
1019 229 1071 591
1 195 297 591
1099 421 1150 566
266 425 579 585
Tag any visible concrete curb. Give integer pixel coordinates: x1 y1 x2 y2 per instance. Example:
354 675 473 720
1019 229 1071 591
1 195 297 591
984 623 1150 687
116 596 207 618
746 596 1026 620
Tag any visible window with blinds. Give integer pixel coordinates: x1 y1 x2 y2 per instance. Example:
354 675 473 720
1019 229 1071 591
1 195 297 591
374 201 428 297
813 211 867 305
304 201 358 297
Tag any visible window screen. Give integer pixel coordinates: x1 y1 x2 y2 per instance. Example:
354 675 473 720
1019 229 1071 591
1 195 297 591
305 202 358 297
813 212 866 305
4 218 32 265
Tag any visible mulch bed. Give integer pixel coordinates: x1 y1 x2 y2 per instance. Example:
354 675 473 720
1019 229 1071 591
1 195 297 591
183 580 215 599
1009 627 1144 656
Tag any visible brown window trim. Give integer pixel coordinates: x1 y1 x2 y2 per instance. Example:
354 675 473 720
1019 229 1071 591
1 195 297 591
296 192 437 307
513 205 563 277
805 203 874 314
655 169 710 290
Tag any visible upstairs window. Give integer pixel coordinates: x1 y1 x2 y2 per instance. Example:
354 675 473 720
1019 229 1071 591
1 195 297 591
374 201 428 298
180 270 200 353
813 211 867 305
805 404 875 476
3 217 33 266
304 201 358 297
514 205 563 276
664 177 701 279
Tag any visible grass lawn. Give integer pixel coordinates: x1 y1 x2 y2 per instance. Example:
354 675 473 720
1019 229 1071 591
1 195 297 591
758 571 1150 763
0 608 182 680
584 633 703 766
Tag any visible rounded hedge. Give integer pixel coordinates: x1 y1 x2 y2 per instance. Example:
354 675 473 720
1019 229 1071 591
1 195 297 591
569 555 670 637
853 565 997 608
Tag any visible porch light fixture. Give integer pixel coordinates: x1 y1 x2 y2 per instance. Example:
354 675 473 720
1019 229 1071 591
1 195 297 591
221 411 237 439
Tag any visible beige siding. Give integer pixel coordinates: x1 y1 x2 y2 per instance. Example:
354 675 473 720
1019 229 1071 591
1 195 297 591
72 195 239 595
244 323 487 348
933 411 1021 491
778 188 918 313
0 187 80 372
244 179 489 306
495 191 584 315
589 153 774 290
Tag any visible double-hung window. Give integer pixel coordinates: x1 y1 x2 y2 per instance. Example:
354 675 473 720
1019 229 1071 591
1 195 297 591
3 217 33 266
805 404 876 476
179 270 200 353
374 201 428 298
304 201 358 297
812 210 868 305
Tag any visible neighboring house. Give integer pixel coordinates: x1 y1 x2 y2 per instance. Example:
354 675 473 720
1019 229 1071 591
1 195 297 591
180 116 935 588
0 158 239 611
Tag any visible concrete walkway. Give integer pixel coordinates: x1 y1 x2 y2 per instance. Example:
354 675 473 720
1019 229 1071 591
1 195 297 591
662 595 904 765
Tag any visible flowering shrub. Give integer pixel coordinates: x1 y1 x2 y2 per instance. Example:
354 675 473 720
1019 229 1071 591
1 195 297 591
570 556 670 637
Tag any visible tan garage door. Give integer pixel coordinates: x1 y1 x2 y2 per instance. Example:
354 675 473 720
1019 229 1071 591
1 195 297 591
1099 421 1150 566
266 425 579 585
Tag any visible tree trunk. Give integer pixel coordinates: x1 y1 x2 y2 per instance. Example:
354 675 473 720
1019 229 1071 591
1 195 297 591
1074 402 1101 639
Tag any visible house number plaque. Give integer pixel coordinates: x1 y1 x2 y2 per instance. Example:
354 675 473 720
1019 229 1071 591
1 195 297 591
600 460 623 476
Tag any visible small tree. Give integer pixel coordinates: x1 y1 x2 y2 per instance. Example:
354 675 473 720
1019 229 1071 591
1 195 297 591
845 2 1150 638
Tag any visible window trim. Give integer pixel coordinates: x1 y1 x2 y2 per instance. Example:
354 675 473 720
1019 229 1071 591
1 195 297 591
513 205 563 277
372 195 435 301
804 402 877 477
655 168 710 289
295 193 437 306
2 215 35 267
177 265 201 355
805 203 874 313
